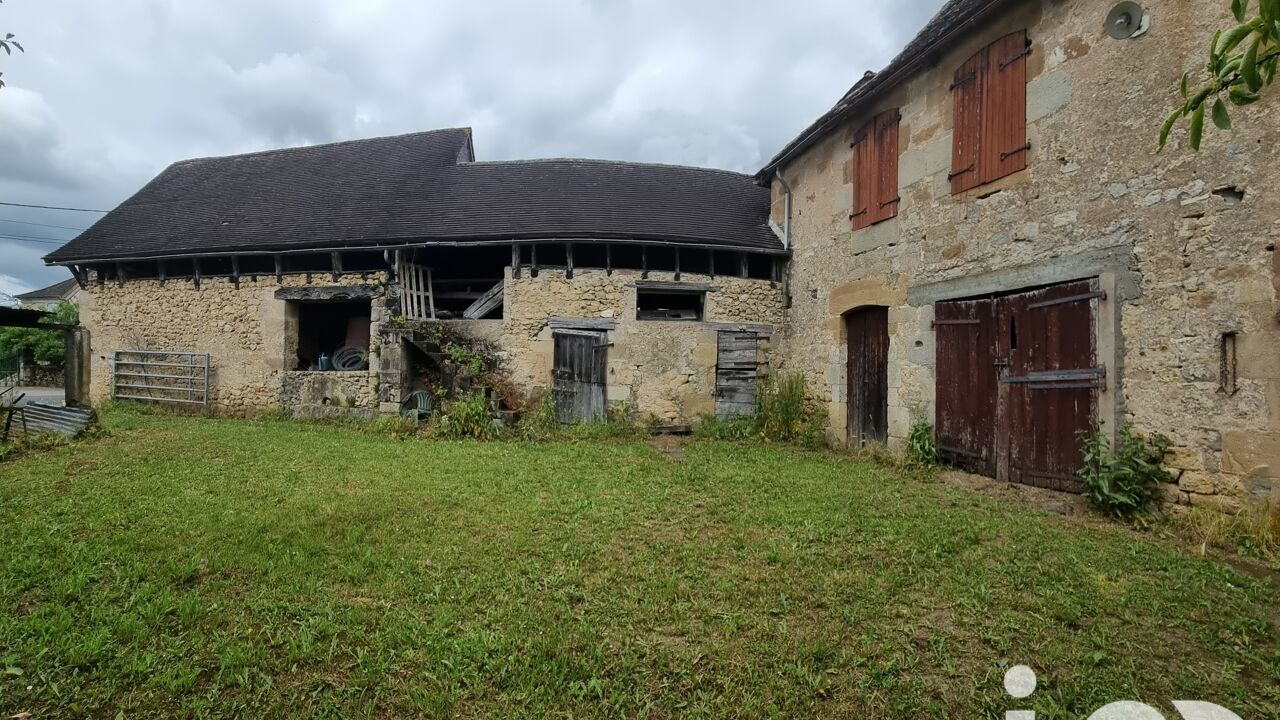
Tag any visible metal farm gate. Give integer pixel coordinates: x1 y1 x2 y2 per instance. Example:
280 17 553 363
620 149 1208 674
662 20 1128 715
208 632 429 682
552 331 607 423
935 279 1101 492
112 350 210 406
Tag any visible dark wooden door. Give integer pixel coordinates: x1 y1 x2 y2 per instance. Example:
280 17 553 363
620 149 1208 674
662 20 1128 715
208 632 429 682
997 279 1099 491
935 279 1100 491
552 331 606 423
846 307 888 445
935 297 999 475
715 331 759 419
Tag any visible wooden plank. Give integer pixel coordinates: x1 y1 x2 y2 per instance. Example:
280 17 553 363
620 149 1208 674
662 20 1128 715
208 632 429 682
635 280 714 292
462 280 505 320
950 47 985 194
549 316 617 331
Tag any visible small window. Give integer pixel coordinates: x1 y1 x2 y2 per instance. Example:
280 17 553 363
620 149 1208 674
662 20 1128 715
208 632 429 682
637 290 704 321
851 108 900 230
951 30 1030 194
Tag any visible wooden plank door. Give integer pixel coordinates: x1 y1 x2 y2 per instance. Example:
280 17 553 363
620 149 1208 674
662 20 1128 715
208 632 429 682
846 307 888 445
934 297 999 475
715 331 759 419
997 280 1099 491
552 331 607 423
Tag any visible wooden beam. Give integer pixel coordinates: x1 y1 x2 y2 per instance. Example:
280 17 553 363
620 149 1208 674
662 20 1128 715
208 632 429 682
384 250 398 282
115 261 126 287
193 258 202 290
157 260 167 286
330 252 342 282
531 244 539 278
566 243 574 279
511 244 521 279
274 255 283 283
231 256 241 289
738 252 748 278
673 248 681 281
426 266 436 320
605 245 612 276
462 280 504 319
95 264 104 287
708 250 715 279
641 246 649 279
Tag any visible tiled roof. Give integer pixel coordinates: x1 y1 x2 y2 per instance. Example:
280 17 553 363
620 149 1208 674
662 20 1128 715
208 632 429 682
45 128 781 264
15 277 78 299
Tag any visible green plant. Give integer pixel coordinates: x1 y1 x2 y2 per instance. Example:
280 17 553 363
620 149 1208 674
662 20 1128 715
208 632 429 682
755 372 809 443
1161 0 1280 151
907 421 936 467
387 314 407 328
435 392 499 440
1077 423 1174 519
694 414 756 440
344 396 357 409
0 300 78 364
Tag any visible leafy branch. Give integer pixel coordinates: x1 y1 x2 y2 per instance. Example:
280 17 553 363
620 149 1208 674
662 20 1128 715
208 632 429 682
0 0 22 90
1160 0 1280 151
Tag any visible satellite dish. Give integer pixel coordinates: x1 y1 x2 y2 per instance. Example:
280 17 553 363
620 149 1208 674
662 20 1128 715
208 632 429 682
1106 2 1146 39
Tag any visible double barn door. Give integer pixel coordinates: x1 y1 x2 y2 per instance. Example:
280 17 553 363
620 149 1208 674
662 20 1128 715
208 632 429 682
935 279 1102 491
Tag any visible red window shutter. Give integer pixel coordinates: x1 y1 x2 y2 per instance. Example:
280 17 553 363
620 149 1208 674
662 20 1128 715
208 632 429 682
950 50 985 195
873 110 900 223
851 125 874 231
982 31 1029 184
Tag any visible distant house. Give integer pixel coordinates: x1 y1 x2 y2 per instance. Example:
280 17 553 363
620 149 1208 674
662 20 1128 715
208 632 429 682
15 278 81 312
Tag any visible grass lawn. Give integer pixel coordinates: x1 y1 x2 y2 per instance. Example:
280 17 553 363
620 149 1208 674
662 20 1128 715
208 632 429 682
1 410 1278 719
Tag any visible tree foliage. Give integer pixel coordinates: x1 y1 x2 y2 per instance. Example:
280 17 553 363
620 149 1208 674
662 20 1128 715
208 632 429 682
0 0 22 91
0 301 78 365
1161 0 1280 151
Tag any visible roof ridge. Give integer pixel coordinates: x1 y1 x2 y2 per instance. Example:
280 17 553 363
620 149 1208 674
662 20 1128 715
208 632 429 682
171 127 473 166
460 157 753 179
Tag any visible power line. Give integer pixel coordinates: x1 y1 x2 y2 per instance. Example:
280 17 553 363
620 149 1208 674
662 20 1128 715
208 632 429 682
0 201 109 213
0 234 67 246
0 217 87 232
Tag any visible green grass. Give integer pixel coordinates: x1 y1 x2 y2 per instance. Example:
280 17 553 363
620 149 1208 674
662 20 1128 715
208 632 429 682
0 409 1277 719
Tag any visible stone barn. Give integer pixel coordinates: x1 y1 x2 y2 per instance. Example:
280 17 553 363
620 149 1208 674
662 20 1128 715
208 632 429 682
43 128 786 424
757 0 1280 509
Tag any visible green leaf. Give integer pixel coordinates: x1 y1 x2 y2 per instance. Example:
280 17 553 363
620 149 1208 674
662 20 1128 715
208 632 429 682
1233 0 1248 22
1216 20 1262 57
1212 97 1232 129
1189 102 1206 150
1180 72 1189 98
1242 35 1264 90
1158 107 1183 151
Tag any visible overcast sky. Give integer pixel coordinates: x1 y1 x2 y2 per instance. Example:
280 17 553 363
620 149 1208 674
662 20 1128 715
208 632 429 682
0 0 945 295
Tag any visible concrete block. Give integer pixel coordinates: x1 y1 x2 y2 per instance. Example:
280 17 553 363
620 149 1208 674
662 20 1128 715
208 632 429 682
1027 71 1073 124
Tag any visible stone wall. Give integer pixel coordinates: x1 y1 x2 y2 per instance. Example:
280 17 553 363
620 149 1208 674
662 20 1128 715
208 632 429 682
80 273 390 414
770 0 1280 509
79 266 783 424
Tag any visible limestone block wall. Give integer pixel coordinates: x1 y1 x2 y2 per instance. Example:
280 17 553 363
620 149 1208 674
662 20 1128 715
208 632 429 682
771 0 1280 508
80 273 389 414
487 267 784 422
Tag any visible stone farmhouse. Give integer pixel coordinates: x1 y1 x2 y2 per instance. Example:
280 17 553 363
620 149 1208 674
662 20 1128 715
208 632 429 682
44 0 1280 509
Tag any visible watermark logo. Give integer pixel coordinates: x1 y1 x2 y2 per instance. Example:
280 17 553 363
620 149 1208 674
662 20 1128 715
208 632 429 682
1003 666 1243 720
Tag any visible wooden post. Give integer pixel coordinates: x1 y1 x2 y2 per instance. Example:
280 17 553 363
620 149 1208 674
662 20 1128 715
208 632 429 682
605 245 612 276
708 250 715 279
274 255 284 283
531 244 539 278
641 246 649 279
157 260 167 286
566 243 574 279
738 252 748 278
511 244 521 279
426 267 436 320
673 248 681 281
330 252 342 282
193 258 202 290
115 261 126 287
231 256 241 289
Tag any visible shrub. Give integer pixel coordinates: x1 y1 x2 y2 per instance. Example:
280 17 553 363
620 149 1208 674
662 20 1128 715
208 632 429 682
907 421 936 467
435 392 500 440
1077 423 1173 519
755 372 809 443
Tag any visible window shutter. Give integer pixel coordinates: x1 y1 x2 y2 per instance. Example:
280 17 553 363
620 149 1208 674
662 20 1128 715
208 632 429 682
851 125 873 231
950 50 985 195
982 31 1030 183
873 110 901 223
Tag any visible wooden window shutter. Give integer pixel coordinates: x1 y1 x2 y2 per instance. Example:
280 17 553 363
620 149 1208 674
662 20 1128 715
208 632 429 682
851 125 874 231
950 49 985 195
982 31 1030 183
872 110 901 223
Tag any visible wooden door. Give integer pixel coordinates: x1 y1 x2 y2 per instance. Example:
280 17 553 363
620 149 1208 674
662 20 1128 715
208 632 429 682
935 297 999 475
552 331 606 423
997 280 1099 491
846 307 888 445
715 332 759 419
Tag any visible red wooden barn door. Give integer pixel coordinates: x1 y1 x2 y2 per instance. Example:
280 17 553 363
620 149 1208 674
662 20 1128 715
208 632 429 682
997 280 1100 492
846 307 888 446
935 298 999 475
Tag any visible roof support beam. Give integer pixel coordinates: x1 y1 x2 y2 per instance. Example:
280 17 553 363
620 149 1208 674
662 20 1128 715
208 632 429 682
115 261 126 287
511 244 521 279
231 256 241 289
157 260 167 287
530 244 539 278
605 245 612 276
739 252 748 279
708 250 715 280
193 258 202 290
330 252 342 282
673 248 681 281
566 243 574 279
641 246 649 280
274 255 283 283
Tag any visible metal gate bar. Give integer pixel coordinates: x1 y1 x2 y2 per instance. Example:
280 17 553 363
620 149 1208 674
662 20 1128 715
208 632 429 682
112 350 210 406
